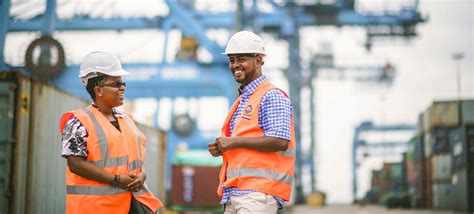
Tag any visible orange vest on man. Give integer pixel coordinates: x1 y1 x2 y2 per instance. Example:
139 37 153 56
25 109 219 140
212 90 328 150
59 105 163 213
217 81 296 201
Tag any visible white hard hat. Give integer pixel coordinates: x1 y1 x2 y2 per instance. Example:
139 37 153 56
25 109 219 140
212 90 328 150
79 51 130 87
223 31 265 55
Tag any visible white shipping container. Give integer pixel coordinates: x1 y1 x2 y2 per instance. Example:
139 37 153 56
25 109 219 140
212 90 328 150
432 182 452 209
431 154 451 182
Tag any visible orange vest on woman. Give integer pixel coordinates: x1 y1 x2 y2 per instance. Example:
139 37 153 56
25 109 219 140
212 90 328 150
217 81 296 201
59 105 163 213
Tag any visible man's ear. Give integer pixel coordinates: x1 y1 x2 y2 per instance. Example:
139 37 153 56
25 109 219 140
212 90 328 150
256 54 264 67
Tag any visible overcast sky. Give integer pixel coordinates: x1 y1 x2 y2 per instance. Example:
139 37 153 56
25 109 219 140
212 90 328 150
4 0 473 204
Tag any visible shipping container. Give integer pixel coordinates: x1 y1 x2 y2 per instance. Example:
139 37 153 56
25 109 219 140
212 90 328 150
1 72 167 214
423 101 460 133
413 134 424 161
450 127 466 170
377 162 410 208
405 153 414 185
450 125 474 212
170 151 222 211
422 158 432 208
461 100 474 124
450 125 474 171
428 128 454 155
431 154 451 182
369 170 382 203
451 169 471 211
411 135 425 208
418 112 424 135
137 124 168 202
410 174 424 208
0 73 17 214
25 78 88 213
432 182 452 209
423 134 432 158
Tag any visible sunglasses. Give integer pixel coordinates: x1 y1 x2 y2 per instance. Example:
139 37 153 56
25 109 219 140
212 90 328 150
99 81 126 88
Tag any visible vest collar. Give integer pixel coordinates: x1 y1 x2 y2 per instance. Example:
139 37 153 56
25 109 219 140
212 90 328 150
238 75 267 95
91 102 123 118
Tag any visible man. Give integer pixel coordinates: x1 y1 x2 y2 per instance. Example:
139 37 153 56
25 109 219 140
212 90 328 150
59 51 163 213
208 31 296 213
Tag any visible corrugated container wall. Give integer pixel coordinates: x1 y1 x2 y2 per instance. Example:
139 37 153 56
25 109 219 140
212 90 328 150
137 124 167 202
450 125 474 211
0 74 19 214
25 80 88 213
11 75 31 214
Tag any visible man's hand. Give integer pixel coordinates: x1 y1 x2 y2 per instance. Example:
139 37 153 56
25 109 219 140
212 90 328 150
216 137 235 152
126 171 146 192
208 141 222 157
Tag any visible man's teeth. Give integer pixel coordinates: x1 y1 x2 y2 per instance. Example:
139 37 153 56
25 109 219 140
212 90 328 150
235 70 243 75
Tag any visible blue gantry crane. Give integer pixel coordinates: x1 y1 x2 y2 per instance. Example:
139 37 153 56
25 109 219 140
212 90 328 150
0 0 426 203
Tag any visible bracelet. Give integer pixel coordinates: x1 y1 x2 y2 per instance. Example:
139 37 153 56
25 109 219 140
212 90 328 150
111 175 120 188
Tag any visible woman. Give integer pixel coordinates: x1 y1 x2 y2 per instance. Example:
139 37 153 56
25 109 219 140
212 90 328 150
59 51 163 213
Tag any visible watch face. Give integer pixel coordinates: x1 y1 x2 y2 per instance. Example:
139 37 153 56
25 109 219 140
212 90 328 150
172 114 195 136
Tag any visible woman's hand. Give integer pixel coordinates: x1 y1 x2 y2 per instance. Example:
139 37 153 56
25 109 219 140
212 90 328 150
118 174 135 190
126 171 146 192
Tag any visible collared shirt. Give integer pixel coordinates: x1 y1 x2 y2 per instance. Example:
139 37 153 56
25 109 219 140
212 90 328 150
60 104 122 158
221 76 293 210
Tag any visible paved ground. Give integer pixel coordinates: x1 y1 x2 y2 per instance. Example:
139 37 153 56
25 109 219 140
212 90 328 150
284 205 466 214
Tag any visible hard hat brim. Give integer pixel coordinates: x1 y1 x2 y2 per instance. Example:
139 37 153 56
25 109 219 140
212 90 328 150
78 68 130 78
221 52 266 56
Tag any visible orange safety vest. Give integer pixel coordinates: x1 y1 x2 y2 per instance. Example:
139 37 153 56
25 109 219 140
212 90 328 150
59 105 163 214
217 81 296 201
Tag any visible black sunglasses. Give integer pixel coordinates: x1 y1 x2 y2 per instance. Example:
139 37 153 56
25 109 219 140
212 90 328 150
99 81 126 88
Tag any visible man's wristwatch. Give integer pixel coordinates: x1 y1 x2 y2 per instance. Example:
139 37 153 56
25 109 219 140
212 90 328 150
111 175 120 188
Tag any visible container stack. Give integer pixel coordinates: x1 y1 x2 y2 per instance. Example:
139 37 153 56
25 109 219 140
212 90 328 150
423 101 459 209
417 100 474 211
368 170 382 203
371 162 409 208
369 100 474 211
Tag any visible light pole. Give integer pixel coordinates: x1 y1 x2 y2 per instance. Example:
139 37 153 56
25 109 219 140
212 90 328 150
452 52 464 100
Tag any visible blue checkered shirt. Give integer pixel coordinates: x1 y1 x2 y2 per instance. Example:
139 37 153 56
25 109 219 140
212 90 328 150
220 76 292 210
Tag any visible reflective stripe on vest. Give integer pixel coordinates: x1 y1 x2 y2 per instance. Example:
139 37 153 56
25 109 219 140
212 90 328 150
83 107 129 168
88 156 129 168
133 183 151 197
68 183 151 197
122 113 143 170
226 168 293 185
67 185 128 195
128 159 142 171
121 113 154 197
